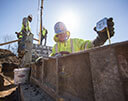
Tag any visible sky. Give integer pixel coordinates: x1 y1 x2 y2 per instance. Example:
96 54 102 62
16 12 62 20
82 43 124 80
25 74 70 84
0 0 128 47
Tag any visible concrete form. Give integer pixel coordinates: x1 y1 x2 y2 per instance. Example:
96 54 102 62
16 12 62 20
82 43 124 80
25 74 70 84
29 41 127 101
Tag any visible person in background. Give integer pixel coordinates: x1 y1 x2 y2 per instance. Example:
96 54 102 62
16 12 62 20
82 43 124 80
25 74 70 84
15 14 33 58
41 27 48 46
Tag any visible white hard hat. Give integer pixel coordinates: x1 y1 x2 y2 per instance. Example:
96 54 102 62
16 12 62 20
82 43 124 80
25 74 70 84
54 22 67 34
54 22 70 42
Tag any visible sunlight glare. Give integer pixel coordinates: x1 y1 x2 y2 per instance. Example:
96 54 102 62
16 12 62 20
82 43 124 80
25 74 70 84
58 11 79 32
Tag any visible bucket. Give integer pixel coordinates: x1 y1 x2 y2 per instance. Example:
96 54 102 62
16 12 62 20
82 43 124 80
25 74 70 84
14 68 30 85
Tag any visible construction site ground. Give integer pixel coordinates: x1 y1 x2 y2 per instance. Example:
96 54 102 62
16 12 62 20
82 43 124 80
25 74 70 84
20 83 55 101
0 49 19 101
0 49 55 101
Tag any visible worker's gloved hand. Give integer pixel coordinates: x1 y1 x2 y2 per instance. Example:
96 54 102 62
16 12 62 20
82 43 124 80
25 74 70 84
54 53 62 57
94 17 115 41
35 57 43 65
55 51 70 57
15 32 20 38
36 57 42 63
15 32 18 34
93 18 115 46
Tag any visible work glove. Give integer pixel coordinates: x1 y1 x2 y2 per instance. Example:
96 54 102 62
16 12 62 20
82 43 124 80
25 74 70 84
93 17 115 46
54 53 62 57
35 57 43 65
15 32 20 38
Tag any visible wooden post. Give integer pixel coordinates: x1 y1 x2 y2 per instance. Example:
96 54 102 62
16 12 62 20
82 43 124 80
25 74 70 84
39 0 44 45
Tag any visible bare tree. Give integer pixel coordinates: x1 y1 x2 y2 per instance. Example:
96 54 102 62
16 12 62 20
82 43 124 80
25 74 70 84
0 34 18 55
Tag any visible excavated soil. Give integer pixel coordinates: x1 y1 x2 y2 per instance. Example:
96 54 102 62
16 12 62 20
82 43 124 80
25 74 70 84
0 49 20 101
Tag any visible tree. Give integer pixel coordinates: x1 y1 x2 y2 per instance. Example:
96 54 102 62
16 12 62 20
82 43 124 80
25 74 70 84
0 34 18 55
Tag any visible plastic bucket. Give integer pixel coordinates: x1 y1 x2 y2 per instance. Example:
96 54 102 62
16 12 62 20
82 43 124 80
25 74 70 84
14 68 30 85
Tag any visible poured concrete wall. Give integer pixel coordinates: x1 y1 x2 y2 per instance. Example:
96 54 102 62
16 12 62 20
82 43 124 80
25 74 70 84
30 41 128 101
58 53 94 101
90 47 125 101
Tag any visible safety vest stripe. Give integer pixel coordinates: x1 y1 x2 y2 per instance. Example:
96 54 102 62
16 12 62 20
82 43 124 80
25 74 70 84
55 39 74 54
70 39 74 53
55 43 58 53
85 42 89 50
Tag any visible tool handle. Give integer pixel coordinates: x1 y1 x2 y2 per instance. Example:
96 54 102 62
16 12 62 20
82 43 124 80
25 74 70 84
106 27 111 44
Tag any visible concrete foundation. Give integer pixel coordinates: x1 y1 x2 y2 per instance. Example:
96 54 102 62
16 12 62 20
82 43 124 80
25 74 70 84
30 41 128 101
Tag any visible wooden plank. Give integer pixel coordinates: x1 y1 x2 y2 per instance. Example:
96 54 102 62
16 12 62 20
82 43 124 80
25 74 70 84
0 38 38 46
0 39 21 46
33 38 39 42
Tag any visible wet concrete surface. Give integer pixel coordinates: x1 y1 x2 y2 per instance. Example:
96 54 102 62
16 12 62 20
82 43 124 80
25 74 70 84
20 83 55 101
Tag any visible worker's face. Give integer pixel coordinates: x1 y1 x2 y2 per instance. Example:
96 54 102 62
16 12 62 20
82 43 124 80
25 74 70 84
56 33 67 42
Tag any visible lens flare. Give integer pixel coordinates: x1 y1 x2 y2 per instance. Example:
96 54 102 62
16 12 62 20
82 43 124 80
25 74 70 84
58 11 79 32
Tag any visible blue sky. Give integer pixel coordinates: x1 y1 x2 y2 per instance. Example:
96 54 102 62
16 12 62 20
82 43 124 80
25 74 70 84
0 0 128 47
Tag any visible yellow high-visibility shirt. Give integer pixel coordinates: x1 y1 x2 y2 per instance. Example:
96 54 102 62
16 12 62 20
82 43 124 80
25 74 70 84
42 28 47 36
50 38 93 56
21 17 31 32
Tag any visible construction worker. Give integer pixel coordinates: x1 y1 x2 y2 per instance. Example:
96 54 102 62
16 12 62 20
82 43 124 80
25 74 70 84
41 27 48 46
50 18 114 57
16 14 33 58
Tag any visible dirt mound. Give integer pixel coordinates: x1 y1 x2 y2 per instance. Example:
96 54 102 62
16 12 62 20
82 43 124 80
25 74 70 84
0 49 20 99
0 49 19 73
0 49 19 65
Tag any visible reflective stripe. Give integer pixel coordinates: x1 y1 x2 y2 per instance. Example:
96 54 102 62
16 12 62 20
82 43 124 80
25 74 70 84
55 39 74 54
70 39 74 53
27 21 31 31
55 44 58 53
85 42 89 50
